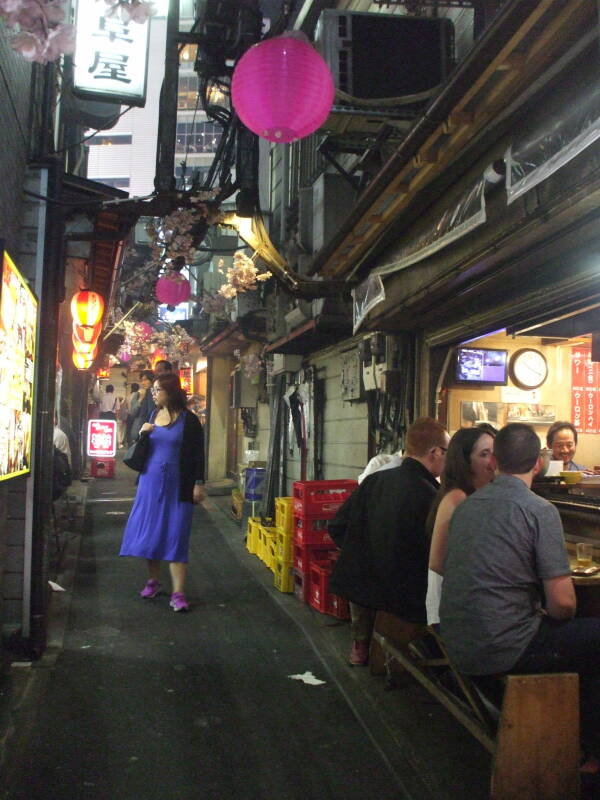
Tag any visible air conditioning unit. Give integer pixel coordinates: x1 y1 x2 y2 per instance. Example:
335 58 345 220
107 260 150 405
313 173 354 253
315 11 454 101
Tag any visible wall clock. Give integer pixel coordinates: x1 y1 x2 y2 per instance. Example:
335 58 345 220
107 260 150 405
509 348 548 390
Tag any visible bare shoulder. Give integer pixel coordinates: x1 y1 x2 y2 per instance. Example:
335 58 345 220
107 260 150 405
440 488 467 512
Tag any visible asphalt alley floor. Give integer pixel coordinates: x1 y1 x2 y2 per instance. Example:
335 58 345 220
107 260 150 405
1 459 491 800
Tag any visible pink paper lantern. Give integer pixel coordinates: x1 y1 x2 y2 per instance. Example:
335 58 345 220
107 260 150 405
134 321 153 341
232 33 335 143
156 272 191 306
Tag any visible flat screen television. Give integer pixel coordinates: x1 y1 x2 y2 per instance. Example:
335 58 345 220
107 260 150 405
455 347 508 386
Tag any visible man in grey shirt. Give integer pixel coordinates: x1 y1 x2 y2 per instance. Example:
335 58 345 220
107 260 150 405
440 423 600 768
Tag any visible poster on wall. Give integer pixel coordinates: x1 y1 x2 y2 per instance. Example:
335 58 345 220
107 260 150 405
0 246 37 481
571 346 597 434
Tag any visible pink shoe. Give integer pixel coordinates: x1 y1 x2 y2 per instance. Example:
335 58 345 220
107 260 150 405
170 592 189 612
349 640 369 666
140 579 161 599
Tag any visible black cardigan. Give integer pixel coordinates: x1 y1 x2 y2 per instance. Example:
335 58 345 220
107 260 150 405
138 410 205 503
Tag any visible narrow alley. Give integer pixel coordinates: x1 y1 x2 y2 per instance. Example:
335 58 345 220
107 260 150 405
1 461 489 800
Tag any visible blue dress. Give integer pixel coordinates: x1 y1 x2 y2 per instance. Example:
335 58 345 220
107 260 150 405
119 414 193 562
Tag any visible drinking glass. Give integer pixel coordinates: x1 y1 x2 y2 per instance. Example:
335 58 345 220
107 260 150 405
576 542 594 567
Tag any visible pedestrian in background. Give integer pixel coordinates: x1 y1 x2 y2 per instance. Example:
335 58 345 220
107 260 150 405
97 384 117 420
154 359 173 377
119 372 205 612
129 371 154 441
126 382 140 446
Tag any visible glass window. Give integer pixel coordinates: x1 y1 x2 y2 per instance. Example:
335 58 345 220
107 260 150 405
99 177 130 188
177 74 199 110
175 121 222 154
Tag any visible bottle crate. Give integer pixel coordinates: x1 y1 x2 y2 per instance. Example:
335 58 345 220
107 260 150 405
274 497 294 535
293 542 336 574
273 559 294 593
293 514 336 547
276 528 293 563
246 517 262 555
293 567 309 604
292 479 357 516
308 560 350 620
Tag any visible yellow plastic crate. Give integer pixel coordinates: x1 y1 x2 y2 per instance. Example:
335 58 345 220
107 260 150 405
273 558 294 593
261 526 277 570
276 528 293 562
275 497 294 535
246 517 262 555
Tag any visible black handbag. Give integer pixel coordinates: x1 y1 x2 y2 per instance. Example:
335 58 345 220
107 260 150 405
123 432 150 472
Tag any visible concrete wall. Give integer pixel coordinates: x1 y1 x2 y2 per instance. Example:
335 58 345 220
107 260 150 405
282 343 368 494
206 357 231 481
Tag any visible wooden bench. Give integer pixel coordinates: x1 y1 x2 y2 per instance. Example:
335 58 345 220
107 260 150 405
370 613 580 800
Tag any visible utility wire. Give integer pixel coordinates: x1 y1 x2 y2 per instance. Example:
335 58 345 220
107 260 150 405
50 105 134 156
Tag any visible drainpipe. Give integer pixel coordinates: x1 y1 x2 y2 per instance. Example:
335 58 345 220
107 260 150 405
28 160 64 657
280 143 289 246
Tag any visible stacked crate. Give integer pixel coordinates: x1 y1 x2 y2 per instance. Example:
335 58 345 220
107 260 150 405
292 479 357 609
273 497 294 592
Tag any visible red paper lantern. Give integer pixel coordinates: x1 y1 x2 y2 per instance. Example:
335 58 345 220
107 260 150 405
73 320 102 344
156 272 191 306
232 33 334 143
70 290 104 327
72 351 94 370
72 333 97 354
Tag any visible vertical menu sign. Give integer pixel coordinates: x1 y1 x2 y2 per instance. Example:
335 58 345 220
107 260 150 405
179 367 192 395
571 346 598 433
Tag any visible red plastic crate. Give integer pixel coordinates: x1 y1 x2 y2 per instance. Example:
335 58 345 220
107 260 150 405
308 561 349 619
293 480 357 516
90 458 115 478
293 568 309 604
293 542 336 574
293 514 336 547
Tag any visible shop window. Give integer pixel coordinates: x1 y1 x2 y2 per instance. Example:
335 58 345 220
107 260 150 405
178 74 199 109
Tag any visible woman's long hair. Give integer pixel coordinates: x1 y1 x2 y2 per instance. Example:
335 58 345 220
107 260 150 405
426 426 496 534
157 373 187 416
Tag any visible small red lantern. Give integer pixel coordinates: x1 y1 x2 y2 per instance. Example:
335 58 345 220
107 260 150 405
232 33 335 143
73 320 102 344
71 290 104 327
156 272 191 306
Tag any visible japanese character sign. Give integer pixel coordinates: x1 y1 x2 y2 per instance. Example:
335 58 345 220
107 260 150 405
571 347 598 434
73 1 150 106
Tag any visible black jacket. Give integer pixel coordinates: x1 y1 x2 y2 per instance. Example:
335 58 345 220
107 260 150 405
137 410 205 503
328 457 439 623
178 410 205 503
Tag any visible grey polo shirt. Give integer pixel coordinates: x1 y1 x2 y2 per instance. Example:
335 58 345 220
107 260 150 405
439 474 570 675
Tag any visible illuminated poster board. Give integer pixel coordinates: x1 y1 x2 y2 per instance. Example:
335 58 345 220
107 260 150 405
87 419 117 458
179 367 192 395
0 247 37 481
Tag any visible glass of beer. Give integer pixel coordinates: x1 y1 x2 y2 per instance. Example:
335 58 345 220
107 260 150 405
576 542 594 567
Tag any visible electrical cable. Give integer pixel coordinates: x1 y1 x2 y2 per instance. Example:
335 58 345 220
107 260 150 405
50 105 135 156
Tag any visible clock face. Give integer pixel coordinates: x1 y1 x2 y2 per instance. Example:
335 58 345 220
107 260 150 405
509 349 548 390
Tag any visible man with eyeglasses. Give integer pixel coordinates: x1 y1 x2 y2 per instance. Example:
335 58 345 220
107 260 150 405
328 417 450 666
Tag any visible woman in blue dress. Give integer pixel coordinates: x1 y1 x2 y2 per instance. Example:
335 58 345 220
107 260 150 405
120 373 205 611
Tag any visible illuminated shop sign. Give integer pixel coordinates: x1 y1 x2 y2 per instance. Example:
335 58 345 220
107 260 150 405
0 246 37 482
73 0 150 106
87 419 117 458
179 367 192 394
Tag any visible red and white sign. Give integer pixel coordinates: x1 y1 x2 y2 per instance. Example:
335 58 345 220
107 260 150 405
87 419 117 458
571 347 598 434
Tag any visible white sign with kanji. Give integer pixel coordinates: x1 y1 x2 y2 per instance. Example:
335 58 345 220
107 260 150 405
87 419 117 458
73 0 150 106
